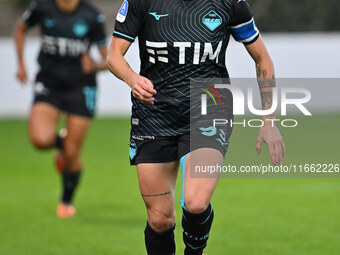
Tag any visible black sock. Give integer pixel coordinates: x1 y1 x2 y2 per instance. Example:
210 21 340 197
61 169 81 204
55 134 64 150
144 222 176 255
182 204 214 255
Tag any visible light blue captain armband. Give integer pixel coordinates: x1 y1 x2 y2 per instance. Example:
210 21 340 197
231 18 259 44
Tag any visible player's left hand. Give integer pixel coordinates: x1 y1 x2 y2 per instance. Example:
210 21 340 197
16 63 28 84
81 52 96 74
256 123 286 165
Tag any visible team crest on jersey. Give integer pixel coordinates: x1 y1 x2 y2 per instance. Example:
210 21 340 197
96 14 106 23
73 21 89 37
203 10 222 31
117 0 128 23
43 18 55 29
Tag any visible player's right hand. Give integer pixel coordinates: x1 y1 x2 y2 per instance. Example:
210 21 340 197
16 64 27 84
256 123 286 165
81 52 96 74
131 75 157 105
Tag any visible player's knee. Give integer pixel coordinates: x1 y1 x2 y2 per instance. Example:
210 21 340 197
64 140 79 162
63 144 79 162
30 135 54 150
148 210 175 233
184 197 210 214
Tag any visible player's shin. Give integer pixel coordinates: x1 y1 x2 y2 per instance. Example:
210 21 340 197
144 222 176 255
54 130 67 174
182 203 214 255
61 169 82 204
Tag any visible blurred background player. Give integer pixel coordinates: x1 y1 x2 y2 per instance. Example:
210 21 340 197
14 0 107 218
107 0 285 254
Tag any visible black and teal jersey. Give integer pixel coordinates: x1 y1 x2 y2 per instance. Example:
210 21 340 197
23 0 106 80
113 0 259 136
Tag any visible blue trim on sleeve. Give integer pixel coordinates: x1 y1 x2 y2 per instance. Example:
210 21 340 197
113 31 135 41
232 19 258 42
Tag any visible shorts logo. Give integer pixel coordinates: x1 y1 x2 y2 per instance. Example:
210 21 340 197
73 21 89 37
199 126 217 137
200 126 229 147
129 140 137 160
83 86 97 114
117 0 128 23
216 129 229 146
203 10 222 31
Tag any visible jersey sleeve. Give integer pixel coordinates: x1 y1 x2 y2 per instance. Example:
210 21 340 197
22 1 42 27
113 0 146 42
89 13 107 47
229 0 259 45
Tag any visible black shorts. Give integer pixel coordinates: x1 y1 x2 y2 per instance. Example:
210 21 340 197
33 71 97 118
129 125 233 165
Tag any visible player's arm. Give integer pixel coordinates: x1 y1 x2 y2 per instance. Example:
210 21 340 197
14 19 29 83
106 36 156 105
107 0 155 104
81 46 108 74
245 37 286 165
96 47 108 71
14 1 41 83
82 12 108 74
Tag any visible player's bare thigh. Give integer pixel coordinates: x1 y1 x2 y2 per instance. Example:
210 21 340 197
183 148 223 213
29 102 61 149
137 161 179 232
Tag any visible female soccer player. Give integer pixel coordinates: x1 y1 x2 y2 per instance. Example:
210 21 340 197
107 0 285 254
14 0 107 218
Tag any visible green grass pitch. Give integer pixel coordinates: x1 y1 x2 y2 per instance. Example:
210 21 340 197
0 114 339 254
